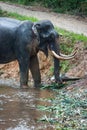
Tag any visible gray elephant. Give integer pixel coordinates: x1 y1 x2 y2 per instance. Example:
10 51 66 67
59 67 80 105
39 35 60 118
0 17 76 88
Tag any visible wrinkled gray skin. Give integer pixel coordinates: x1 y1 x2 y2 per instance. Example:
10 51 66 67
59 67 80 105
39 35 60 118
0 17 61 88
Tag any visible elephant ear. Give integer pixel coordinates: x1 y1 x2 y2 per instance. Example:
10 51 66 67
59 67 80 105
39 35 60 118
32 23 41 43
32 23 41 35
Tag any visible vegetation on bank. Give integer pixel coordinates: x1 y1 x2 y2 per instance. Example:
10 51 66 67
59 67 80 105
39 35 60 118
38 86 87 130
0 0 87 15
0 8 38 22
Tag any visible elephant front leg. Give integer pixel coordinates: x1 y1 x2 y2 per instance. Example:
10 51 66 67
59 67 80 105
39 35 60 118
29 55 41 87
54 58 62 84
18 59 29 88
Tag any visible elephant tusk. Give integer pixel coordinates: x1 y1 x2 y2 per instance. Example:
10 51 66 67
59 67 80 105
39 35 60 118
51 50 76 60
60 47 78 57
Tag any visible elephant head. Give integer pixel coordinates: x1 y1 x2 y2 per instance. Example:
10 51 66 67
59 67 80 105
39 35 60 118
32 20 77 83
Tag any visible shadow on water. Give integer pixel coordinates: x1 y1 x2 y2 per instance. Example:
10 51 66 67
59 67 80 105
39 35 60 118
0 79 54 130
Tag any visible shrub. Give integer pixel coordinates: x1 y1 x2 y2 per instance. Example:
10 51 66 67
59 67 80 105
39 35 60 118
1 0 87 15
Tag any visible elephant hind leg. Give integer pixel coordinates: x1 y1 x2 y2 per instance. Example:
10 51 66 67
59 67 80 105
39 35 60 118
30 55 41 87
18 58 29 88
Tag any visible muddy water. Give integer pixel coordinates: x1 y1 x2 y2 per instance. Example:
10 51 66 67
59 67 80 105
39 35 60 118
0 81 54 130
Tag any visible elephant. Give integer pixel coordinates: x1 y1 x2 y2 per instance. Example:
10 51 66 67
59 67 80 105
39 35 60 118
0 17 77 88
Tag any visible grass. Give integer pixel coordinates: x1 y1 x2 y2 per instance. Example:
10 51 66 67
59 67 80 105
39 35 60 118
6 12 38 22
0 10 38 22
56 27 87 43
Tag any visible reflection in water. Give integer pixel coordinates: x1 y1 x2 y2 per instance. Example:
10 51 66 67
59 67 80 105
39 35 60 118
0 83 54 130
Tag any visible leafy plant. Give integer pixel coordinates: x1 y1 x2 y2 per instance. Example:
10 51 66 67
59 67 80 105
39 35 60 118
38 89 87 129
0 8 3 16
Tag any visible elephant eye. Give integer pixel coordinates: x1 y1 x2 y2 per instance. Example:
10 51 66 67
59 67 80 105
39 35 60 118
46 25 50 30
38 28 42 33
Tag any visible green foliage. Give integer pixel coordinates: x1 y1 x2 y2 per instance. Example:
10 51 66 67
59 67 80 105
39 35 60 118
7 12 38 22
41 83 66 90
38 89 87 129
1 0 87 15
0 10 38 22
40 0 87 15
0 8 3 16
17 0 29 5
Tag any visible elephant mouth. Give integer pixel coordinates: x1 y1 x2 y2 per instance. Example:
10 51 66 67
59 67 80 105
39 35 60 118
51 47 78 60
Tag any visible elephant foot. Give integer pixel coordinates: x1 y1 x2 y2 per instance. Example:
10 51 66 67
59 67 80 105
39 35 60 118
34 82 41 88
51 76 63 84
20 84 29 89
